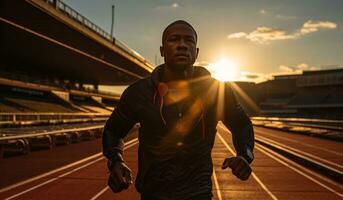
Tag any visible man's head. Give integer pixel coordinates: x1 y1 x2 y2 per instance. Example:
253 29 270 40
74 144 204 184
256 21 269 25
160 20 199 71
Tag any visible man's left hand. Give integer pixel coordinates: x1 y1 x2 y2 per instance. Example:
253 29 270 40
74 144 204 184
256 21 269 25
221 156 252 181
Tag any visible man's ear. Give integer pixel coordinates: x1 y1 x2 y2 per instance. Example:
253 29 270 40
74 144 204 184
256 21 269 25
160 46 164 57
195 47 199 59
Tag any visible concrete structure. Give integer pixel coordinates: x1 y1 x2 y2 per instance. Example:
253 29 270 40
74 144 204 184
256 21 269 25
236 68 343 119
0 0 154 86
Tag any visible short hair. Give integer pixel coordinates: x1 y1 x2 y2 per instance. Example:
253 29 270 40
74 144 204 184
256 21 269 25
162 20 198 45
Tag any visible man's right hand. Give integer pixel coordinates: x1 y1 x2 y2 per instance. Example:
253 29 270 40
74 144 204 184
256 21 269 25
222 156 252 181
107 160 133 193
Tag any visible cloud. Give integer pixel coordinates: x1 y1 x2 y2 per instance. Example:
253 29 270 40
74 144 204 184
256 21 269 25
228 20 337 44
259 9 267 14
156 3 179 10
228 26 297 44
279 65 294 72
296 63 309 70
234 71 270 83
245 74 260 79
172 3 179 8
227 32 247 39
241 71 265 79
300 20 337 34
279 63 319 73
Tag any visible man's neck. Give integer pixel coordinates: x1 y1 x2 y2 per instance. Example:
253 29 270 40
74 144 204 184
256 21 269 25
162 65 192 105
162 65 193 84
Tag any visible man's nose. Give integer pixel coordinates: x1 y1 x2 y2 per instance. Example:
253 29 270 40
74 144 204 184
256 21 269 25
177 39 188 50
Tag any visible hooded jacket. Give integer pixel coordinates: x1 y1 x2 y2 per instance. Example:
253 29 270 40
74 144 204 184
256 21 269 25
102 64 254 199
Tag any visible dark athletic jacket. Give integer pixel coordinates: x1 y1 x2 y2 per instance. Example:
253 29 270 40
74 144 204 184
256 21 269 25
102 65 254 200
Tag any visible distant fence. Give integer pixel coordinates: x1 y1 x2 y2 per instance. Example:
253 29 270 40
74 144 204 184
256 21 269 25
44 0 153 69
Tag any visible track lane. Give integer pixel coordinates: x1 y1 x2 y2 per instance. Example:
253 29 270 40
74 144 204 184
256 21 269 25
0 139 138 200
213 132 277 200
254 127 343 170
1 124 342 200
217 124 342 200
90 142 140 200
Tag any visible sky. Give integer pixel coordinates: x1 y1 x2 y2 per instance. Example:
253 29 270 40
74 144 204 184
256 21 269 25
64 0 343 84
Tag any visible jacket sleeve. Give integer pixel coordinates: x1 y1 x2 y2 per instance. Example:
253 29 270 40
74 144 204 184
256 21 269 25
102 87 138 162
222 83 254 164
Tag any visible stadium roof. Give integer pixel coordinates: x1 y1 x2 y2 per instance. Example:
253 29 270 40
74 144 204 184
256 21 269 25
302 68 343 75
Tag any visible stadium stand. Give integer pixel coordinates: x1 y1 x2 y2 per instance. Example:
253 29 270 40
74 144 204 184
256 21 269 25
70 95 112 114
0 77 117 114
238 68 343 119
0 0 151 158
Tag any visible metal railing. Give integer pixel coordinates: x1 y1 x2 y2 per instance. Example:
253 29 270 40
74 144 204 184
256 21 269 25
0 112 110 126
252 116 343 124
44 0 153 70
0 124 103 141
251 116 343 131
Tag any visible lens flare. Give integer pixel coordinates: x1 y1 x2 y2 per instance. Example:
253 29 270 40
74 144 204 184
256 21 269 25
208 59 238 82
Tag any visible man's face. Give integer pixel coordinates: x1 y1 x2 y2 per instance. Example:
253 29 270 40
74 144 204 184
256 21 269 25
160 24 199 71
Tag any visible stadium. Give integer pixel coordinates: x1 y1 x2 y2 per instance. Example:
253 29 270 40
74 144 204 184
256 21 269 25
0 0 342 199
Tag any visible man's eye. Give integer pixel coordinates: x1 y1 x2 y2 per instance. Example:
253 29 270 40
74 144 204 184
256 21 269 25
168 36 178 40
168 37 178 41
187 39 195 43
186 37 195 43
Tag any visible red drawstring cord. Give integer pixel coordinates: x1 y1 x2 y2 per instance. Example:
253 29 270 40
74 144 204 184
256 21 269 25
159 97 167 125
154 83 168 125
199 101 206 140
154 82 206 140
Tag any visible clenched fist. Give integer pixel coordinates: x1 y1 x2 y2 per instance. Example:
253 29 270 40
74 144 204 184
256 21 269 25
107 160 133 193
221 156 252 181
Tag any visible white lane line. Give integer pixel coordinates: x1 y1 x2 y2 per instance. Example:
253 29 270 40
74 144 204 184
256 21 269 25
250 173 278 200
254 128 343 157
212 168 223 200
0 153 102 193
256 135 343 170
3 139 139 200
88 140 139 200
217 132 278 200
262 144 342 189
257 143 343 198
0 138 138 194
89 186 109 200
5 157 103 200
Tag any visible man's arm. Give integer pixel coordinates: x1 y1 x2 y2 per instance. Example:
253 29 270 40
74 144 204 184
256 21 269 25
102 107 136 162
102 88 138 192
221 83 254 180
221 83 254 163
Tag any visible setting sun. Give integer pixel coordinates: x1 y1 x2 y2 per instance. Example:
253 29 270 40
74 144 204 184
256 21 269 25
208 59 239 82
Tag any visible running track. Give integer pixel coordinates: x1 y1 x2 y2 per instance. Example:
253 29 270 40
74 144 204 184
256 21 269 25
0 126 342 200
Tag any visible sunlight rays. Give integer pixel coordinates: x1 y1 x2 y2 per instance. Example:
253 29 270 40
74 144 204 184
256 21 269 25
153 72 260 154
208 59 239 82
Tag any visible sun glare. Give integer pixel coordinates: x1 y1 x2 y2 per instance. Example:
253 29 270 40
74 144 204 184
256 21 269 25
208 59 238 82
